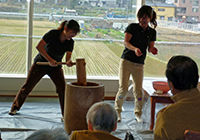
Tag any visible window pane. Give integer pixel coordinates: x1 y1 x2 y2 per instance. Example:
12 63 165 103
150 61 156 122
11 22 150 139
146 24 200 77
158 8 165 11
193 0 199 6
0 2 27 74
31 0 135 77
192 8 199 12
177 7 186 14
1 0 200 78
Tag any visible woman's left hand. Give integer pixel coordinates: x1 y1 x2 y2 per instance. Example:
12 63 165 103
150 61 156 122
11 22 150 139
149 47 158 55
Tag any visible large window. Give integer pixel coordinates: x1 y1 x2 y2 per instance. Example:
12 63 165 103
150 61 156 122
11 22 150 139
0 0 200 78
0 1 27 74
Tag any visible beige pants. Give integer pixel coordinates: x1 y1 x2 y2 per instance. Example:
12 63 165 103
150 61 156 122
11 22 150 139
115 59 144 117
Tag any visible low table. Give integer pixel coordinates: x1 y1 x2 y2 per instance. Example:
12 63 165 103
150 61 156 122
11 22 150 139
148 91 174 130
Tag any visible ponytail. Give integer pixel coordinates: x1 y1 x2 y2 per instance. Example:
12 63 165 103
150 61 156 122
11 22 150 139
58 20 68 31
150 11 157 29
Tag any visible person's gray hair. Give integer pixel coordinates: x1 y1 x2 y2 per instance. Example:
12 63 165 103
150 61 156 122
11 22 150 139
25 128 69 140
86 101 118 133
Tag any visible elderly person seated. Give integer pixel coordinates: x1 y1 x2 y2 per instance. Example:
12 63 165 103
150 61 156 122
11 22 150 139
25 127 69 140
70 101 121 140
154 55 200 140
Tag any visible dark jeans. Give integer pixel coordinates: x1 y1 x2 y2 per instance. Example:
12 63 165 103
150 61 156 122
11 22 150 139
11 63 66 115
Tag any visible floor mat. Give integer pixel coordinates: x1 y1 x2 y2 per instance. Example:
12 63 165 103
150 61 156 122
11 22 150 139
0 96 166 140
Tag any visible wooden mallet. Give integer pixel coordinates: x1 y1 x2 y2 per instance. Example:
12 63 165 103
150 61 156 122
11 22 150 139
36 62 76 65
36 58 87 86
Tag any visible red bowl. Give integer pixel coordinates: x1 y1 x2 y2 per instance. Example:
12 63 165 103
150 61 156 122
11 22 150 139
152 81 170 93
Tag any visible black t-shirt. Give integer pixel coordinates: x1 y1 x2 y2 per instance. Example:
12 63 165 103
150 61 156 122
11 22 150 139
121 23 156 64
34 29 74 67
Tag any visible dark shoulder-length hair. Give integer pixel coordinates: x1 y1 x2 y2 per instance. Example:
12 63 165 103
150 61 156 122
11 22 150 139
165 55 199 90
58 19 80 33
137 5 157 29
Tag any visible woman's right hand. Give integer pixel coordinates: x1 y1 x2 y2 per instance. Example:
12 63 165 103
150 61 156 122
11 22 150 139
49 59 58 67
134 48 143 57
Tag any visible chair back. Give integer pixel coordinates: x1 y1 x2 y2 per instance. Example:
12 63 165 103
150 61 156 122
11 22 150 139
184 130 200 140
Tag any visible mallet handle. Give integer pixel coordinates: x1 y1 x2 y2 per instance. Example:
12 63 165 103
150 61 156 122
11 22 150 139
36 62 76 65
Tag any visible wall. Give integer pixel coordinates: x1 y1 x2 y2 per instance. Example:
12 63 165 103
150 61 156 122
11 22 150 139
0 75 130 99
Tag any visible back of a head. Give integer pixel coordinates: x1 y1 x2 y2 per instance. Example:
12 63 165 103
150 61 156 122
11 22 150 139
86 102 118 133
25 128 69 140
165 55 199 90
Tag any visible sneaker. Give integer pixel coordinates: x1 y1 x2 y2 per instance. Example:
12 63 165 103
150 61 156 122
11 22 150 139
117 112 121 122
135 115 143 123
9 109 17 115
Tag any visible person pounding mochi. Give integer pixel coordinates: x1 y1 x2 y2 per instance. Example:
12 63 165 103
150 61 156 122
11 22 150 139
9 19 80 120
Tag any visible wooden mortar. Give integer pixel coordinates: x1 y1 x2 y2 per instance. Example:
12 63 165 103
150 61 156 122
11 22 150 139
64 58 105 134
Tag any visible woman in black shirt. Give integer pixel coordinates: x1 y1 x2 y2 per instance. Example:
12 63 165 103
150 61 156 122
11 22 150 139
9 20 80 119
115 5 158 122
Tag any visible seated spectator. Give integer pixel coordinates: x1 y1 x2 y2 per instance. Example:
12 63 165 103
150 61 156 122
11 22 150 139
70 102 121 140
154 55 200 140
25 127 68 140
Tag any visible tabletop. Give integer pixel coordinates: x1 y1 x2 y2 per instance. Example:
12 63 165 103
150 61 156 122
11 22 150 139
149 90 173 97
